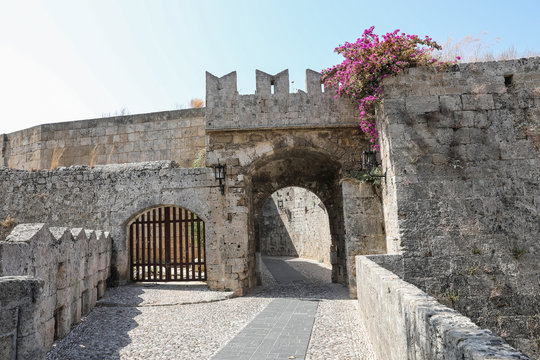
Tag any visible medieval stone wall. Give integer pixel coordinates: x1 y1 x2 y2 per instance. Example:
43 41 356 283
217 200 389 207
378 57 540 357
0 224 112 359
0 162 251 294
205 69 358 131
259 187 331 263
0 108 205 170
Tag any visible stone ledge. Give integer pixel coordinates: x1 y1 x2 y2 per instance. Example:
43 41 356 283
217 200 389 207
0 160 214 174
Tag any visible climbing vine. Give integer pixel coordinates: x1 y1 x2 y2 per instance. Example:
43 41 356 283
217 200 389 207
322 26 455 150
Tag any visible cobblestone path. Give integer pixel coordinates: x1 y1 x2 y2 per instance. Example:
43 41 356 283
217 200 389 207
47 257 376 360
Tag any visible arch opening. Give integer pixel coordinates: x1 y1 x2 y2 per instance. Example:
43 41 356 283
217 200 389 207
246 147 347 287
128 205 206 282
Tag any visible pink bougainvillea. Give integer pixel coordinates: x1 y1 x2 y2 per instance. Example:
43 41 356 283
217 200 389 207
322 26 453 150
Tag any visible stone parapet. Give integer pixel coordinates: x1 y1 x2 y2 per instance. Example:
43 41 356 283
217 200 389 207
356 255 529 360
0 223 112 358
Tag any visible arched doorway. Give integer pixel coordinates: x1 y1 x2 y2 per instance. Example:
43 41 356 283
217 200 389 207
246 147 347 286
259 186 332 264
128 205 206 282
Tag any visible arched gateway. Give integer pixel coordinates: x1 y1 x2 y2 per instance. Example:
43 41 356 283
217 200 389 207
204 69 386 294
128 205 206 282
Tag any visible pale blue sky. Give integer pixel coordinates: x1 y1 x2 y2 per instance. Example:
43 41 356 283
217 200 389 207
1 0 539 134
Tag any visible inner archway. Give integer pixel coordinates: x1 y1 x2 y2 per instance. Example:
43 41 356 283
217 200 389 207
259 186 332 264
246 147 347 287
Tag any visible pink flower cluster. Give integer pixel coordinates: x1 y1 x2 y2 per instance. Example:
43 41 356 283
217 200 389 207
322 26 449 149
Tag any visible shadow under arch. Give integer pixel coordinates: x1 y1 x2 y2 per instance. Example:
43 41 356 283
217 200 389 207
125 203 207 283
245 146 347 286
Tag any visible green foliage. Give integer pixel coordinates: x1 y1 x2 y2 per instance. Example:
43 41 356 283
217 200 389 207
471 246 482 255
191 149 206 168
443 286 460 306
511 245 528 260
347 167 384 185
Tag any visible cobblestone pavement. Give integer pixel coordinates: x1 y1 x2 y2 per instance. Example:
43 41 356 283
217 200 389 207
47 257 376 360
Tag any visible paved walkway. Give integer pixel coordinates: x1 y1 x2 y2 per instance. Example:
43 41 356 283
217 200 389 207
47 257 376 360
212 257 317 359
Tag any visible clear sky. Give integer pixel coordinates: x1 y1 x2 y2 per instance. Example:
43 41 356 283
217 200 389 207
1 0 539 134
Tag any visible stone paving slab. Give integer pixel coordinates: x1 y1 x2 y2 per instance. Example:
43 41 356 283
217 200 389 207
212 257 319 359
212 298 318 360
262 256 310 284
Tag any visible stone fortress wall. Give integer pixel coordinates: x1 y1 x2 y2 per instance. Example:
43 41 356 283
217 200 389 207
0 224 112 359
377 57 540 357
0 60 538 359
0 108 206 170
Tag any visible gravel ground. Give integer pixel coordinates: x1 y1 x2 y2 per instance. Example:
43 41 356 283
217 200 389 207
47 257 376 360
47 295 272 359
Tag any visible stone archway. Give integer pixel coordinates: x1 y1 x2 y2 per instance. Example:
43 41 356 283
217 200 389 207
245 147 347 286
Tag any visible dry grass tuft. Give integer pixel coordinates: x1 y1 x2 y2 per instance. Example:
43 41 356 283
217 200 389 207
50 145 65 170
89 145 99 168
191 148 206 168
106 145 116 164
436 32 539 63
0 214 15 228
190 98 204 108
0 214 17 241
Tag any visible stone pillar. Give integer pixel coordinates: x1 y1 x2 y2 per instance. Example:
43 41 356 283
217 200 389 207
342 180 386 297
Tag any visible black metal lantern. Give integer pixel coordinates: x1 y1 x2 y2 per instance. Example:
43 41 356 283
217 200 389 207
214 159 226 195
277 199 284 210
362 148 386 180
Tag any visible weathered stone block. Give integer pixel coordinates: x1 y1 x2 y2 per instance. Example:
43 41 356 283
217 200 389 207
462 94 494 110
406 96 440 114
440 95 462 111
0 334 15 360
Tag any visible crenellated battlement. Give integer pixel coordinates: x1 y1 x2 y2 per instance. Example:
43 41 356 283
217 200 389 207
205 69 359 131
255 69 289 95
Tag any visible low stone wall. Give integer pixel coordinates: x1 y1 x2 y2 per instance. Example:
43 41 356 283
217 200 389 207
0 276 44 360
0 223 112 358
259 187 331 263
356 255 529 360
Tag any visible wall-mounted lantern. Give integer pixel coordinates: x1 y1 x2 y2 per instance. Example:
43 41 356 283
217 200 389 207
214 159 226 195
362 148 386 181
277 199 284 210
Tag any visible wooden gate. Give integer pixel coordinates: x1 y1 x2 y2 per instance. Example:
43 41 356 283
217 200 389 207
129 206 206 282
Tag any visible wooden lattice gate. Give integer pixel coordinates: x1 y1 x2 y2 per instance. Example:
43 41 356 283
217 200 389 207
129 206 206 282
